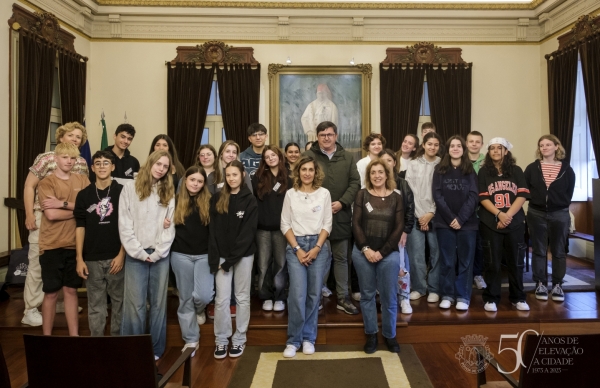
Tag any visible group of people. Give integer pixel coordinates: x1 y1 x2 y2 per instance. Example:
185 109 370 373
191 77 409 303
20 118 575 361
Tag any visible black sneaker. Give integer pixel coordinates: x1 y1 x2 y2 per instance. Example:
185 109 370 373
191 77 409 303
336 297 359 315
364 334 378 354
384 337 400 353
229 344 245 358
214 344 228 359
551 284 565 302
535 282 548 301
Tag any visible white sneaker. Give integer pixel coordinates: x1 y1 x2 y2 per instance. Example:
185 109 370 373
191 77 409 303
409 291 424 301
262 300 274 311
473 275 487 289
302 341 315 355
182 342 199 358
439 300 452 309
318 302 323 311
21 308 43 326
154 355 160 361
484 302 497 312
513 301 530 311
321 286 332 298
197 310 206 325
283 345 298 358
456 302 469 311
273 301 285 312
400 300 413 314
427 293 440 303
351 292 361 301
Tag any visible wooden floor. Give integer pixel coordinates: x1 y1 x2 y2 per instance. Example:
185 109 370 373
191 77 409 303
1 256 599 387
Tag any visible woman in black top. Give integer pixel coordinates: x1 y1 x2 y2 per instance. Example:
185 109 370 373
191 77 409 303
524 134 575 302
170 166 213 357
251 146 292 312
352 159 404 354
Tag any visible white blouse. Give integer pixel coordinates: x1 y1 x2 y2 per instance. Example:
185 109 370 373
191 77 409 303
280 187 333 237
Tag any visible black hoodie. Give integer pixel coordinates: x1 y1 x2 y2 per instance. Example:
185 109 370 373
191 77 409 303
89 146 140 182
208 184 258 272
524 160 575 212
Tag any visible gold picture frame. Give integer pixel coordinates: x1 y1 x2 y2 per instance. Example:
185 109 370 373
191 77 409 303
268 64 372 159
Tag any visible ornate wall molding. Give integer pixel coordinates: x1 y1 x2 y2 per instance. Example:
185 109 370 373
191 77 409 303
381 42 466 65
8 3 77 51
169 40 259 64
557 14 600 49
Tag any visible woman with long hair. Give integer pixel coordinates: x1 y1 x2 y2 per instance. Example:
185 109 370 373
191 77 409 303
281 156 332 358
432 136 479 311
170 166 214 357
405 132 442 303
149 134 185 188
352 159 403 354
195 144 221 194
119 150 175 360
209 160 257 359
524 134 575 303
478 138 530 312
284 142 301 173
356 133 386 188
252 146 292 312
396 134 419 176
215 140 253 193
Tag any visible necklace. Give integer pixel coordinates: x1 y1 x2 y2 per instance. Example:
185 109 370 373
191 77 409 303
95 182 111 201
373 187 386 200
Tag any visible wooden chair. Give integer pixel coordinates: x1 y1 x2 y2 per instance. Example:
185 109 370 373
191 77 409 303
23 334 193 388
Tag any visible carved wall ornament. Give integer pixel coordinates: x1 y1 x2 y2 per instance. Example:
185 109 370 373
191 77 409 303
170 41 258 65
268 63 284 80
381 42 466 65
557 13 600 50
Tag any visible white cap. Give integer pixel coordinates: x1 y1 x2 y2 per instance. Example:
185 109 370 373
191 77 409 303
488 137 513 151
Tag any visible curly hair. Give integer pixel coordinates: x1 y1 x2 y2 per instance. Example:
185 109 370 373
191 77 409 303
362 133 387 152
535 134 566 161
483 146 517 177
56 122 88 148
292 156 324 190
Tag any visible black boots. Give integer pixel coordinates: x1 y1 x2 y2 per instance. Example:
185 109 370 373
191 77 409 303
364 334 378 354
385 337 400 353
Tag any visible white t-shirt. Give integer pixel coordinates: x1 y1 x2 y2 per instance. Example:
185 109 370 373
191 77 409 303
280 187 333 237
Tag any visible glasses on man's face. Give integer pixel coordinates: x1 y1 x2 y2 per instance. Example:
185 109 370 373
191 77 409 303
93 161 112 167
250 132 266 138
318 133 335 139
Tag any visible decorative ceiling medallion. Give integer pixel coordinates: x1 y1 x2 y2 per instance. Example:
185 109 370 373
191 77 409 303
382 42 466 65
93 0 547 11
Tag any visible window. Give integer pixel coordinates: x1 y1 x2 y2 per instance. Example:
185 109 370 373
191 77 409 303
202 80 225 148
417 79 431 133
570 58 598 201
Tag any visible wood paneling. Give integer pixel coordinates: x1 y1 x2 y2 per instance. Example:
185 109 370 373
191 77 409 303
570 200 593 235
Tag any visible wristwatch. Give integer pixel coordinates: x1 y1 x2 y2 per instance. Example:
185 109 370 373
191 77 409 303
293 245 301 253
63 201 68 209
361 246 370 253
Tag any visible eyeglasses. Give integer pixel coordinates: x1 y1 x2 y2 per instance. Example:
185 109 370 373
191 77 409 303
250 132 266 138
93 161 112 167
318 133 336 139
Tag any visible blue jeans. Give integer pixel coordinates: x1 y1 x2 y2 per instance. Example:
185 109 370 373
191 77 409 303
352 246 400 338
286 235 329 348
436 228 477 304
171 252 214 344
406 224 440 295
121 250 169 357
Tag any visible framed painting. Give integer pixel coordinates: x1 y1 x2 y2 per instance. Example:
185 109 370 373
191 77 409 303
268 65 372 161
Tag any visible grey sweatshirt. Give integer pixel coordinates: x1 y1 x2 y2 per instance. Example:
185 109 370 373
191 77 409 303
405 156 441 218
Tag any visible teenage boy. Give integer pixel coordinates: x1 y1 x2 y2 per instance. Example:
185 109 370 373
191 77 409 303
421 122 436 137
74 151 125 336
90 124 140 183
240 123 267 176
466 131 487 290
37 143 90 336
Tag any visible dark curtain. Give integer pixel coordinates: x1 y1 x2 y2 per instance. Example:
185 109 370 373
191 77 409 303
546 46 578 164
16 31 56 246
379 63 425 151
579 32 600 173
216 63 261 149
167 63 215 167
58 50 87 124
426 63 472 142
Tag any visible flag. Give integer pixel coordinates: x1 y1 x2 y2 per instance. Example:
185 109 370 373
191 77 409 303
80 116 92 166
100 110 108 150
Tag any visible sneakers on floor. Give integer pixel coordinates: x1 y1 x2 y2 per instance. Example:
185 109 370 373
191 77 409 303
283 344 298 358
535 282 549 301
197 310 206 325
400 300 413 314
513 301 530 311
551 284 565 302
154 355 160 361
262 300 274 311
229 344 245 358
351 292 361 302
214 344 228 359
484 302 497 312
21 308 42 326
273 301 285 312
409 291 424 301
439 300 452 309
336 297 359 315
182 342 199 358
321 286 332 298
207 304 215 319
384 337 400 353
302 341 315 355
427 293 440 303
456 302 469 311
473 275 487 290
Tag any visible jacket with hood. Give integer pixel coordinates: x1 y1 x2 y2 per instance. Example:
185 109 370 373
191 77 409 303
304 142 360 241
524 159 575 212
208 184 258 272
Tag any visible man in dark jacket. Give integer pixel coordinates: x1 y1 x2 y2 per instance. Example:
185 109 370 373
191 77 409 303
304 121 360 315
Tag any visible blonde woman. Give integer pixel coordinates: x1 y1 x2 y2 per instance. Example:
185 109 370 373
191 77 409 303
119 150 176 360
215 140 253 193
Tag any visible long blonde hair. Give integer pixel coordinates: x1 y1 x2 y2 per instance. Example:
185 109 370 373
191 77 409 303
216 160 245 214
174 166 210 226
135 150 174 206
216 140 240 182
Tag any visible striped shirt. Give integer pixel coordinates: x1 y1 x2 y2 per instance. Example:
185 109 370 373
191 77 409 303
540 162 562 188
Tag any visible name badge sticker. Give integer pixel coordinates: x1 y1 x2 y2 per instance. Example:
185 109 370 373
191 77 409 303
312 205 322 213
217 182 225 189
273 182 281 191
365 202 374 213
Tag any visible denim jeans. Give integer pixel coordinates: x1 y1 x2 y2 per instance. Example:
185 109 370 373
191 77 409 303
406 224 440 295
171 252 214 344
527 207 570 286
121 250 170 357
328 239 349 300
286 235 329 348
436 228 477 304
256 230 288 301
352 246 400 338
86 259 124 336
214 254 253 346
481 223 526 304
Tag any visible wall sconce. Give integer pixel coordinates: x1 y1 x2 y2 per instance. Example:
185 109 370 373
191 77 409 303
350 58 355 65
286 57 292 65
